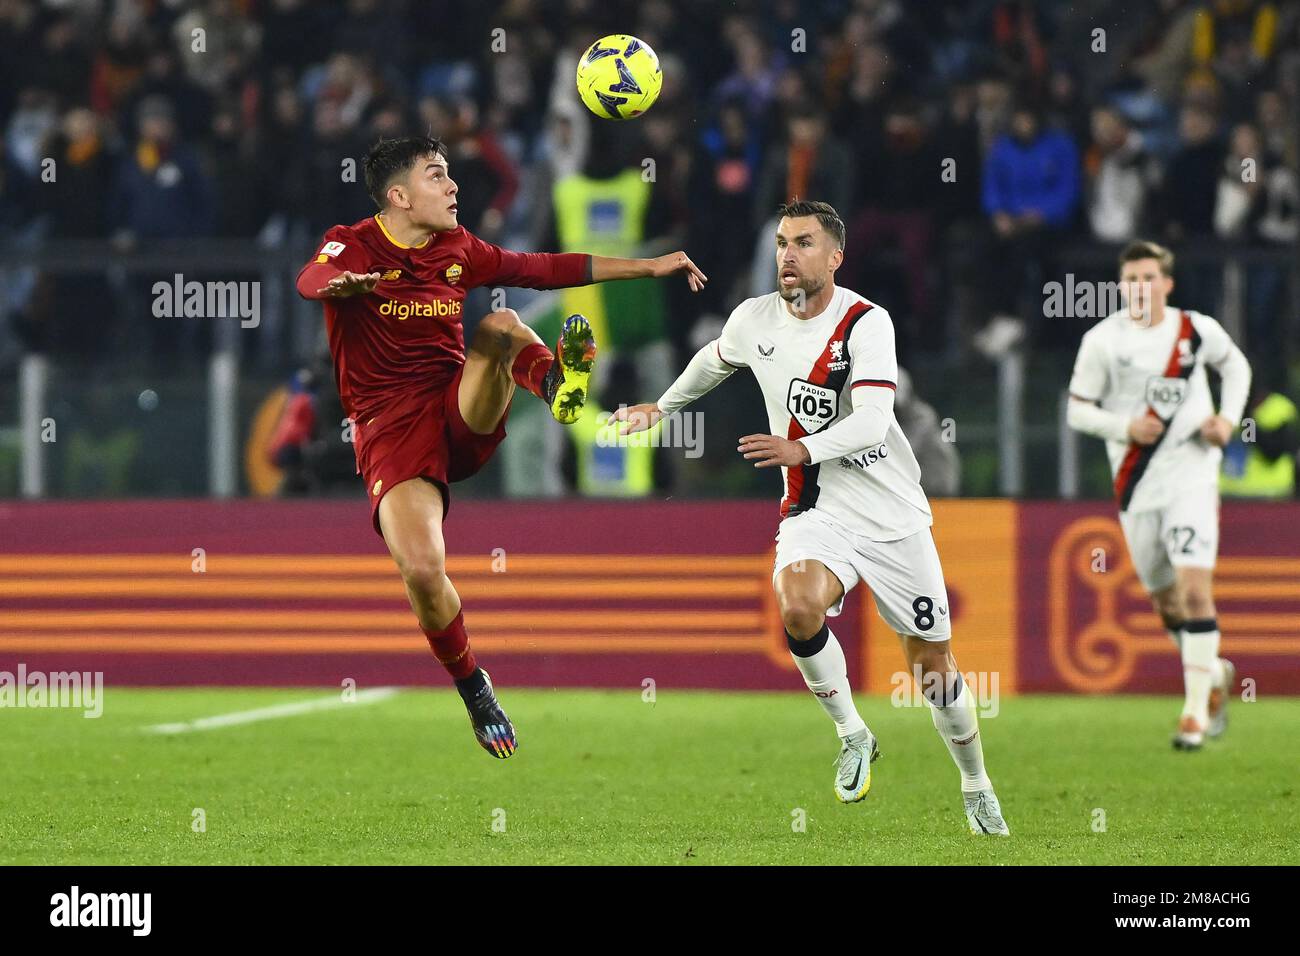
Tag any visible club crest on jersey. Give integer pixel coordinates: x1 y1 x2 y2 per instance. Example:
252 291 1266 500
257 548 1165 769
445 263 463 284
1145 376 1188 420
827 339 848 372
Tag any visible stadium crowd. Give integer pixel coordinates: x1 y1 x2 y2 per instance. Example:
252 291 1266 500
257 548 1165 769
3 0 1298 364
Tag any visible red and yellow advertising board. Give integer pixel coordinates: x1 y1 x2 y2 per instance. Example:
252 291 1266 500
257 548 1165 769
0 499 1295 692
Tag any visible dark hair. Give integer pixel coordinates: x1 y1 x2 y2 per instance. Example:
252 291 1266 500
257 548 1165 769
1119 239 1174 276
363 135 448 210
776 199 846 250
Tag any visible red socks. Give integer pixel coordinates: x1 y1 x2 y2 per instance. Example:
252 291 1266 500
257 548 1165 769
423 609 478 680
511 342 554 400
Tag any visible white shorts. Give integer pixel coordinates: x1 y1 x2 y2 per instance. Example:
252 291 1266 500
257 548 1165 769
772 509 951 641
1118 483 1220 592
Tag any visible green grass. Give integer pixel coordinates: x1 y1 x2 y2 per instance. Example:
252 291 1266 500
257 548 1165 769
1 690 1295 865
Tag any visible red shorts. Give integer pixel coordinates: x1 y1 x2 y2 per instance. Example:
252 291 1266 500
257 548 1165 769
352 364 510 537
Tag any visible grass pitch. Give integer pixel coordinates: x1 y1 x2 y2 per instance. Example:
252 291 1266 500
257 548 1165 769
2 689 1295 865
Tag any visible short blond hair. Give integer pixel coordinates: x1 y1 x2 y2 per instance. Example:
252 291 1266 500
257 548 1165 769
1119 240 1174 276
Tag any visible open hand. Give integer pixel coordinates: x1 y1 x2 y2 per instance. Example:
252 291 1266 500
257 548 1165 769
318 271 381 297
603 403 664 434
649 251 708 292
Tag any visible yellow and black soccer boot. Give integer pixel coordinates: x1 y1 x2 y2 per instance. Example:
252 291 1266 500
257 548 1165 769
543 313 597 424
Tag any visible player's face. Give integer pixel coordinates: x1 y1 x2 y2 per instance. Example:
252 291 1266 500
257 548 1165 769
775 217 842 304
390 153 459 231
1119 258 1173 323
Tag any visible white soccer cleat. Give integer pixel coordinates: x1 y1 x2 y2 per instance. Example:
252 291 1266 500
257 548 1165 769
1172 714 1205 751
833 727 880 803
1207 659 1235 739
963 788 1010 836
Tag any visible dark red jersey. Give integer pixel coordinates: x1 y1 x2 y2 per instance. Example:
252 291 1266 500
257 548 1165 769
297 215 590 421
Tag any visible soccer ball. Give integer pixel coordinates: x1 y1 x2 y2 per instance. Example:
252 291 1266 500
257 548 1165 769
575 34 663 121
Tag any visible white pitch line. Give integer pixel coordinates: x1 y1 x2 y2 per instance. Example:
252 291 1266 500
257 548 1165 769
143 687 401 735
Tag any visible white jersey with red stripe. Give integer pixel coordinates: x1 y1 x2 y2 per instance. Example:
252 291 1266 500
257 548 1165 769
1068 306 1236 513
717 286 932 541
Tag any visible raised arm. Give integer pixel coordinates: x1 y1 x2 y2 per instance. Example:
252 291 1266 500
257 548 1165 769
590 252 708 292
296 229 379 300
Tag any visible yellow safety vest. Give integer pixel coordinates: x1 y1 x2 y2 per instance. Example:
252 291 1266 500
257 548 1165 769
552 169 651 256
572 402 659 498
1220 393 1297 498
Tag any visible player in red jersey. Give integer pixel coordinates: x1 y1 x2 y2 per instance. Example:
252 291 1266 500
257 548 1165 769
297 136 705 758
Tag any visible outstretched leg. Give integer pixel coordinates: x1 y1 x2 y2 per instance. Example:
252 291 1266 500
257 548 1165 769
378 476 517 758
460 308 596 429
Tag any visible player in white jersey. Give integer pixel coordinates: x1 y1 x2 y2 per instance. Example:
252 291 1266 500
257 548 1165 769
608 201 1008 835
1067 240 1251 750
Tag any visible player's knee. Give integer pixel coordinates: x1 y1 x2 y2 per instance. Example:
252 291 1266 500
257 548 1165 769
477 308 521 341
1181 586 1215 619
780 598 826 641
395 553 448 601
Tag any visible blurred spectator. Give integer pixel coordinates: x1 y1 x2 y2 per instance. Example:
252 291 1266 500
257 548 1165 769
1158 102 1226 315
896 368 960 496
89 16 148 116
208 105 263 238
1159 103 1223 241
846 98 939 338
1085 106 1156 242
715 25 781 124
752 108 852 229
981 102 1080 325
267 367 323 496
1214 122 1267 239
418 94 519 241
1255 89 1296 167
688 99 760 315
108 96 214 241
121 48 213 143
1216 121 1299 348
28 109 115 356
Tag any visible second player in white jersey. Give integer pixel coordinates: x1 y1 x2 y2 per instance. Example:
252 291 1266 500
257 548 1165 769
1069 305 1249 514
1067 240 1249 752
709 285 932 540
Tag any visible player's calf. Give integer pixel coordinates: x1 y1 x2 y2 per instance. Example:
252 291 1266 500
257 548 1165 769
904 637 1007 834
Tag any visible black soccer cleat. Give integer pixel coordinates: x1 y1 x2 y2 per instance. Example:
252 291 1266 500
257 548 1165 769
458 669 518 759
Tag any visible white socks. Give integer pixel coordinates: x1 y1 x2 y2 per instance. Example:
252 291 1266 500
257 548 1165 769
787 625 866 739
1180 619 1221 727
924 674 992 793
